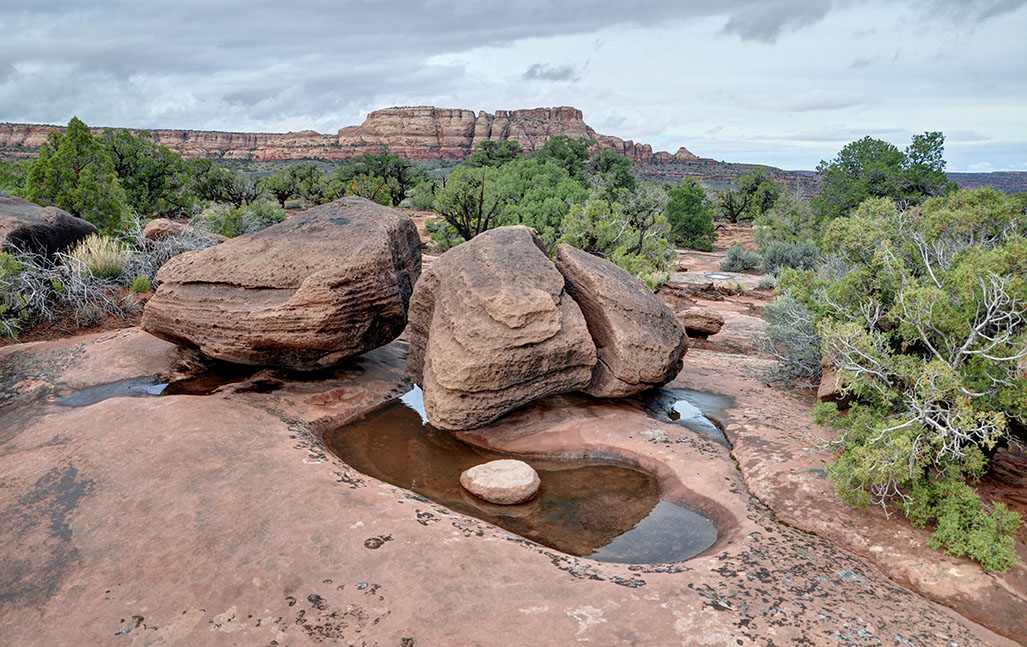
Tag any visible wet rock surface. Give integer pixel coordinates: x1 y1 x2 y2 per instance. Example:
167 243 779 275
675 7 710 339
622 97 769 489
0 327 1018 646
0 194 98 257
554 244 687 397
142 197 421 370
406 226 595 430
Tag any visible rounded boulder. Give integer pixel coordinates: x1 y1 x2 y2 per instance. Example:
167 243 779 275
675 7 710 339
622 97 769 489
460 459 541 505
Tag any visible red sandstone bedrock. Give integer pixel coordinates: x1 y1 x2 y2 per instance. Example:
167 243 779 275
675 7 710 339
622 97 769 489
0 106 702 164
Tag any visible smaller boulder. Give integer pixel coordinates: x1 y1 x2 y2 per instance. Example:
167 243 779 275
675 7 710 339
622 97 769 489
0 194 97 257
460 460 540 505
142 219 226 247
142 218 186 242
675 308 725 338
817 356 852 408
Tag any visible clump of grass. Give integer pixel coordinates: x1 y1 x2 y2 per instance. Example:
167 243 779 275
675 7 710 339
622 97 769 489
68 235 130 279
129 275 151 293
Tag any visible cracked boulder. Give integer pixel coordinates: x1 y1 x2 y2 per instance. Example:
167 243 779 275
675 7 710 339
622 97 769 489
142 196 421 369
407 227 596 430
554 244 687 397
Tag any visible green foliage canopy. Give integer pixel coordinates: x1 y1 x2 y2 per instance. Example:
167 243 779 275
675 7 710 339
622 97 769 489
812 132 954 222
101 129 193 218
716 168 780 223
24 117 130 234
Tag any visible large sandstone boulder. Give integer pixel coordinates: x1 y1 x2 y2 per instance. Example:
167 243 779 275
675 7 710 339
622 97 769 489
407 227 596 430
142 197 421 369
554 244 687 397
0 194 98 257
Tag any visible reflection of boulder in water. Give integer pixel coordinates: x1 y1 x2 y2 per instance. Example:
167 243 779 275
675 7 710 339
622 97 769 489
520 462 660 557
458 488 540 519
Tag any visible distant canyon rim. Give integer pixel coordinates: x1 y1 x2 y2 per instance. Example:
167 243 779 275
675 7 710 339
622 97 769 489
0 106 702 164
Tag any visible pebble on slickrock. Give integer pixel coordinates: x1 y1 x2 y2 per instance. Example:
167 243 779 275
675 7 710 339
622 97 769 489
459 459 540 505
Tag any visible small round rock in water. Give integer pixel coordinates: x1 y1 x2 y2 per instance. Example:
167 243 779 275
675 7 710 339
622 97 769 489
459 459 540 505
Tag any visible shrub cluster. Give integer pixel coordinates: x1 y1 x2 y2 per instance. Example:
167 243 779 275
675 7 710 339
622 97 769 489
770 187 1026 570
190 199 286 238
719 245 762 273
425 138 675 288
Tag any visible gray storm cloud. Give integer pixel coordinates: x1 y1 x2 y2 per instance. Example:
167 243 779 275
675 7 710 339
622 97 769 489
0 0 1024 170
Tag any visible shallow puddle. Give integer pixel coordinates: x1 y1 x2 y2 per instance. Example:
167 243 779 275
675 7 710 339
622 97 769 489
55 377 168 406
55 363 259 406
641 388 732 446
324 387 718 564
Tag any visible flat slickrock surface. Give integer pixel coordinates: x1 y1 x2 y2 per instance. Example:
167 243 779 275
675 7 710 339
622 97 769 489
0 328 1016 646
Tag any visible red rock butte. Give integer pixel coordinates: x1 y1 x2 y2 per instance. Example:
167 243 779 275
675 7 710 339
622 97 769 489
0 106 702 164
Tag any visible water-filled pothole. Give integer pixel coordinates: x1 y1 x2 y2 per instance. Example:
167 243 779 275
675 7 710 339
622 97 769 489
323 387 718 564
55 363 259 406
641 388 732 446
55 377 168 406
705 272 735 280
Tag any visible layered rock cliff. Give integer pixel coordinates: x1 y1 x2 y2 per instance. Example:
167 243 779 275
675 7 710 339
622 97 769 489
0 106 703 164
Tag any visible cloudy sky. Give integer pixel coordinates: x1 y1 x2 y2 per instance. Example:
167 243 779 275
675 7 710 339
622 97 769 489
1 1 1025 171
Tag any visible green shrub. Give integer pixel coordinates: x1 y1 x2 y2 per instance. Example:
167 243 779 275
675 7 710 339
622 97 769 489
902 476 1020 572
241 199 287 233
759 293 821 388
665 177 716 251
775 187 1026 570
754 192 818 248
557 184 673 290
408 180 438 211
191 203 243 238
129 275 151 293
756 274 778 291
24 117 130 234
719 245 762 273
426 219 463 252
68 235 130 279
0 252 29 338
762 241 819 274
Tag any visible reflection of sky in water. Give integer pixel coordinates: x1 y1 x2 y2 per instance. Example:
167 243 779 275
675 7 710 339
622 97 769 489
400 385 428 424
56 377 167 407
589 499 718 564
672 399 704 420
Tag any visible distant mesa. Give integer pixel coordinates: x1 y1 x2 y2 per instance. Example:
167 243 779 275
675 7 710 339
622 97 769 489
0 106 706 165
